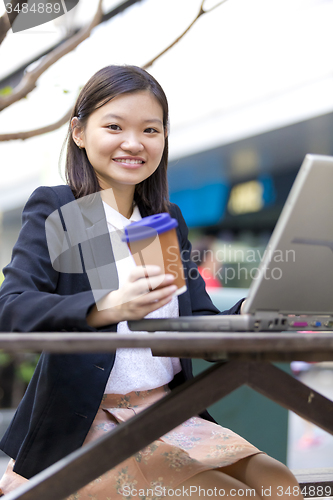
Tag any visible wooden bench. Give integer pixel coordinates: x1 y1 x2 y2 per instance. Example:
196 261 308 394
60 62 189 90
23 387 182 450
0 333 333 500
294 468 333 498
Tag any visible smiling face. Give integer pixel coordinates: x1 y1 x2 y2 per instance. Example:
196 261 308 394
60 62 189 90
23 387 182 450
73 91 166 197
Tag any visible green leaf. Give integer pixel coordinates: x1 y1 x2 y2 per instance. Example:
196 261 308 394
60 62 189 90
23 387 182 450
0 86 13 96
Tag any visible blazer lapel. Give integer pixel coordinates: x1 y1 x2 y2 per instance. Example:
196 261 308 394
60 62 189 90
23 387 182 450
73 192 119 292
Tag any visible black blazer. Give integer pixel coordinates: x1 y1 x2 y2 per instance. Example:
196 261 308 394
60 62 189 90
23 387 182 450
0 185 243 479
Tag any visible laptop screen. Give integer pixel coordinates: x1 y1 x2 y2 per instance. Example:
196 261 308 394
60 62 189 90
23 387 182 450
243 154 333 316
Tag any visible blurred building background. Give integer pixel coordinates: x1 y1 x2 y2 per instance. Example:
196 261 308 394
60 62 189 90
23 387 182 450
1 0 333 284
0 0 333 469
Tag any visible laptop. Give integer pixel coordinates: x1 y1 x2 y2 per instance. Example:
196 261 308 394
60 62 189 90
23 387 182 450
128 154 333 332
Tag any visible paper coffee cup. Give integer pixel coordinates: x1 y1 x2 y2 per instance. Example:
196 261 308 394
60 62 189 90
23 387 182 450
123 213 187 295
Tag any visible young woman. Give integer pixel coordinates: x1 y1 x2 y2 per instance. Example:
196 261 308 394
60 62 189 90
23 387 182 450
0 65 302 500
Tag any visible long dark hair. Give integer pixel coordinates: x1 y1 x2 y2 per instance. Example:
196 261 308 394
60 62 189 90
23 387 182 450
63 65 170 214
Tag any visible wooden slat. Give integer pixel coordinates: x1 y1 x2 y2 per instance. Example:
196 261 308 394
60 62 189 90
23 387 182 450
246 362 333 435
0 334 332 499
226 351 333 362
0 332 332 359
3 361 249 500
294 468 333 498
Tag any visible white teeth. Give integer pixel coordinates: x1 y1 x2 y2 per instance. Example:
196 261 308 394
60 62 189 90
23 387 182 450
114 159 143 164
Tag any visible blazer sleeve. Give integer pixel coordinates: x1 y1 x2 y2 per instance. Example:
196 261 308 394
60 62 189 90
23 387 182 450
173 204 244 316
0 186 100 333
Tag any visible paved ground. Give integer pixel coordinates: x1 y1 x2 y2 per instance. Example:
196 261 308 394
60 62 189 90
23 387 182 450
0 364 331 478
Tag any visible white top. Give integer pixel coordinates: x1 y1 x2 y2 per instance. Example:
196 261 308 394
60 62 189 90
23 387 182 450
102 201 182 394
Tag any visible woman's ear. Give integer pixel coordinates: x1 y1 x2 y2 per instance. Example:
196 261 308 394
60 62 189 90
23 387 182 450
71 117 85 149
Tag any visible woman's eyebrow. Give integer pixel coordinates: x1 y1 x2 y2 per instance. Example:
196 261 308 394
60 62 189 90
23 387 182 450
143 118 163 126
101 113 163 126
101 113 123 121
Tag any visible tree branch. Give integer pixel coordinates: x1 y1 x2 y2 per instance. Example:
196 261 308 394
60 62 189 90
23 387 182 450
142 0 228 70
0 106 72 141
203 0 229 14
0 0 23 46
0 0 103 112
0 11 11 46
0 0 229 141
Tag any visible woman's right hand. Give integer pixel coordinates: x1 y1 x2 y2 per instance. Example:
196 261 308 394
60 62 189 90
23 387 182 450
86 265 177 328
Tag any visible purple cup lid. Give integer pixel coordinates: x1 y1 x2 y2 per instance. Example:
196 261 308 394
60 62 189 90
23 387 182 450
122 213 178 243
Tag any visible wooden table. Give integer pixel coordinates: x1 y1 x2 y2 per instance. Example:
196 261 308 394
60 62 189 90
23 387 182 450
1 330 333 500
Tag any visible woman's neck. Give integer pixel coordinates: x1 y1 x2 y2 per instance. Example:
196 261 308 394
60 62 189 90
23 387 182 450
101 186 135 219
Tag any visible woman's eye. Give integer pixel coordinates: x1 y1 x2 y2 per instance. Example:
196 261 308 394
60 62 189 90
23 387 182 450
108 124 121 131
144 127 158 134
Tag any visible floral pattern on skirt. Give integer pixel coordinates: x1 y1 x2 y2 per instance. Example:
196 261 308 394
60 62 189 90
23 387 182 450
0 386 263 499
65 385 262 500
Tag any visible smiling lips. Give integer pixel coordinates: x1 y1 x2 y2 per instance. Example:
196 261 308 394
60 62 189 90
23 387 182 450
113 157 145 165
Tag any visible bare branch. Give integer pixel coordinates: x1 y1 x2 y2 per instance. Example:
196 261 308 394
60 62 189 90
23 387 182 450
0 0 103 112
0 106 72 141
0 1 22 46
0 0 229 142
0 11 11 46
203 0 229 14
142 0 228 70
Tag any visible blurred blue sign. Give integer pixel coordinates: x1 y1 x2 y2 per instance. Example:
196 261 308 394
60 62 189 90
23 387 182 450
168 151 229 227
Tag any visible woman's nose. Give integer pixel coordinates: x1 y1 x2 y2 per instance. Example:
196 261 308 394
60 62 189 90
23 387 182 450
121 135 144 153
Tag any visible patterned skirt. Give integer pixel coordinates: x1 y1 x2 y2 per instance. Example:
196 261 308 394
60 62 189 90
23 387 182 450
66 385 262 500
0 386 262 499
